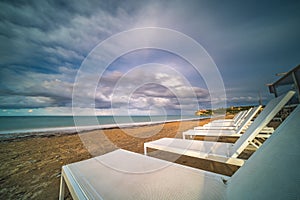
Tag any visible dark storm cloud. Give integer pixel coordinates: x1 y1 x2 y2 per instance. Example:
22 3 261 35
0 0 137 71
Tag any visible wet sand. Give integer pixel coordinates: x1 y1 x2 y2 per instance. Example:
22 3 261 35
0 116 254 199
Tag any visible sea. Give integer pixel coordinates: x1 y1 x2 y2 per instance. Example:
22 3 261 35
0 115 205 136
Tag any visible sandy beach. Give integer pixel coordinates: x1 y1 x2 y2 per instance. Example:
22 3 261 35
0 116 255 199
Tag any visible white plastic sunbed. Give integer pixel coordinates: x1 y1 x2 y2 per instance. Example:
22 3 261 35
195 107 258 130
144 91 295 166
59 104 300 200
206 109 249 127
200 107 271 132
192 106 261 132
183 106 274 139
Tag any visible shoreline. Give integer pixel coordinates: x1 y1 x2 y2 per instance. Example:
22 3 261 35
0 117 210 141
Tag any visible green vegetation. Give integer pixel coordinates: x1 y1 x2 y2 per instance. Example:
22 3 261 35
195 106 254 116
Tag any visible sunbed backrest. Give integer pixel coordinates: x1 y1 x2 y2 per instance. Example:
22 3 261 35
235 106 261 134
229 91 295 157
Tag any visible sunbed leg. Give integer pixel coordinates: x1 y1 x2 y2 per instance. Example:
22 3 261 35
249 141 260 149
59 174 65 200
144 146 148 155
253 138 263 147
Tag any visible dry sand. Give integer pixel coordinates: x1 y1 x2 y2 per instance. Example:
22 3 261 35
0 116 254 199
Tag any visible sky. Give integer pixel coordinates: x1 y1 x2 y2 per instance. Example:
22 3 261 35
0 0 300 116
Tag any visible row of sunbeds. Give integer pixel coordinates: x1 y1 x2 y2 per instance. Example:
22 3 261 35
59 90 300 199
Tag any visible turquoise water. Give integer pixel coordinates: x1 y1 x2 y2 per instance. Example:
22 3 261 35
0 115 203 134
